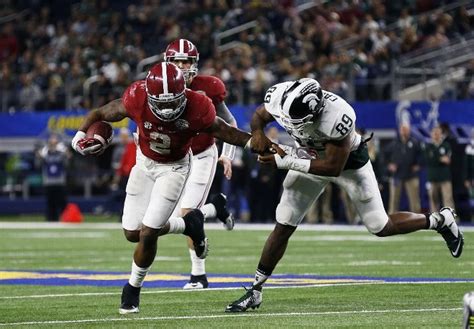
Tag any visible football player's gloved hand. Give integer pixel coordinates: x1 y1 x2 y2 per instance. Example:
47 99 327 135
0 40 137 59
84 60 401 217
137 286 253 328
258 144 311 173
71 131 104 156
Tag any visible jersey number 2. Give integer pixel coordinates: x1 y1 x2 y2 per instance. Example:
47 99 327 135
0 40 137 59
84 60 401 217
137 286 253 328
150 132 171 154
335 114 353 136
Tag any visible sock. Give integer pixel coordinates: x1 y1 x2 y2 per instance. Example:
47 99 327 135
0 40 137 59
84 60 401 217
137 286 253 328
426 213 437 229
252 263 273 290
189 248 206 276
168 216 185 234
128 261 150 288
200 203 216 219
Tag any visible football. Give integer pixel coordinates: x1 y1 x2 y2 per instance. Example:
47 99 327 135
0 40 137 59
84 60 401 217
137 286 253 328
86 121 114 147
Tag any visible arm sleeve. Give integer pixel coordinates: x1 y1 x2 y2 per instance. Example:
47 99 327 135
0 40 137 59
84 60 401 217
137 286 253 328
216 101 237 160
215 102 236 125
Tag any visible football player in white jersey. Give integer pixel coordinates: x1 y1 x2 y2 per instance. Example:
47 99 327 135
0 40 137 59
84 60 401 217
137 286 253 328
225 78 464 313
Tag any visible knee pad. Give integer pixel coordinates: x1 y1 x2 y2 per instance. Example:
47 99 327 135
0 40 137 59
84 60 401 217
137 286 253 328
275 203 298 227
363 210 389 234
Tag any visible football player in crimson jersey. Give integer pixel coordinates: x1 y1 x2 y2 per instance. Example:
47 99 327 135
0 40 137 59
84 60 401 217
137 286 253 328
71 62 269 314
164 38 237 289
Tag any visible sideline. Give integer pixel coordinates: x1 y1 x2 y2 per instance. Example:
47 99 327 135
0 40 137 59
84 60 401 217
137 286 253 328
0 307 462 326
1 222 473 231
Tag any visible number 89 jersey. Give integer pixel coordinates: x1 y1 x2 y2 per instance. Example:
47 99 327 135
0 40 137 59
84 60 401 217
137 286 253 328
264 82 361 153
122 81 216 163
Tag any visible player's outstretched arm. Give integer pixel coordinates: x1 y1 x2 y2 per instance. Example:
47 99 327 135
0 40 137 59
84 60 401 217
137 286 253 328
205 117 251 148
249 105 276 154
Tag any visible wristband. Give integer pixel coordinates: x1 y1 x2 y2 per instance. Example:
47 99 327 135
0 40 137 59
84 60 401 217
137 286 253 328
221 143 236 160
274 154 311 173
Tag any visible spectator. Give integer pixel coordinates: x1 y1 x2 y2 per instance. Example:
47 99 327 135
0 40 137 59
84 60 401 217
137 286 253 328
0 23 18 63
19 73 44 111
422 126 454 213
36 134 70 221
386 123 421 213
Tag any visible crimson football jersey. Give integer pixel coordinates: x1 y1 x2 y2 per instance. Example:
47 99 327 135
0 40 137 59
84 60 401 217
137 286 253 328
189 75 226 155
122 80 216 162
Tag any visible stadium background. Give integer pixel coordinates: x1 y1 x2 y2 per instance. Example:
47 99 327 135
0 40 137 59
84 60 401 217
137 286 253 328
1 0 474 222
1 1 474 328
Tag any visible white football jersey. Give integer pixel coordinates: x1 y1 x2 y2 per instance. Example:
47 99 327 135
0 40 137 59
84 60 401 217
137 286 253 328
264 82 361 155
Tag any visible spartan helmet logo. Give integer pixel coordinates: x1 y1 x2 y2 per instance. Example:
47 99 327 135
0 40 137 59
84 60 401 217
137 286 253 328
302 93 321 113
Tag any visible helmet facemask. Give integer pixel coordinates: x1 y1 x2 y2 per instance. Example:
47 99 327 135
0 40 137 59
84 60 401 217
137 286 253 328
147 92 187 122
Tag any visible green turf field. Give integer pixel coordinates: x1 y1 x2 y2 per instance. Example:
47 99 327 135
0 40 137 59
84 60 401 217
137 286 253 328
0 221 472 328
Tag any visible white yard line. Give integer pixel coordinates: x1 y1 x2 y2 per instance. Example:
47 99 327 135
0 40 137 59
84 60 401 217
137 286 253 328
1 222 473 232
1 280 472 300
0 307 462 326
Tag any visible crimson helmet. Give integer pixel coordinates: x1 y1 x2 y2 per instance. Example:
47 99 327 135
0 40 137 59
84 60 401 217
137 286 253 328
145 62 187 122
164 39 199 84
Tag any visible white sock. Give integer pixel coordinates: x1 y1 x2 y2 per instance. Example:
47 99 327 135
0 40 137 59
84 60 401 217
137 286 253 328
200 203 216 219
252 269 269 288
428 213 438 229
128 261 150 288
168 216 185 234
189 248 206 276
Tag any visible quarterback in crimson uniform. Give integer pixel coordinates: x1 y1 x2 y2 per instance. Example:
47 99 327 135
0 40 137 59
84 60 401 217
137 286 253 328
71 62 263 315
164 39 237 289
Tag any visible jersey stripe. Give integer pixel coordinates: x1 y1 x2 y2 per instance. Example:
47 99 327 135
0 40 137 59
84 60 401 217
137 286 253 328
162 62 169 94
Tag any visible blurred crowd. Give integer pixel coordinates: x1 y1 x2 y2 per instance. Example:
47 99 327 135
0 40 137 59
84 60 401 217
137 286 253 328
3 122 473 223
1 0 474 112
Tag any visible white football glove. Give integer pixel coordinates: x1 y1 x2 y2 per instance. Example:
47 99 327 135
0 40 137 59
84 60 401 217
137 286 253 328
71 131 103 156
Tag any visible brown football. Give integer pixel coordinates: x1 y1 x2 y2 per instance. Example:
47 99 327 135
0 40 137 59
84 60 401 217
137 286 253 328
86 121 114 146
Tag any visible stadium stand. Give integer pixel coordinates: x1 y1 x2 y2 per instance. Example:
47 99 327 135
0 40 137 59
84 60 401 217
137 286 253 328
1 0 474 112
1 0 473 222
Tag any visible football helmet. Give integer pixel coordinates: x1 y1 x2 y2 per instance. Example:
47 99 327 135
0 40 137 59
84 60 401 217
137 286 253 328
164 39 199 84
145 62 187 122
280 78 325 131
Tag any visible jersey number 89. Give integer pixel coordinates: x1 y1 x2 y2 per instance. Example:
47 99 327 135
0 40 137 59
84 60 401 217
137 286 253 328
335 114 353 136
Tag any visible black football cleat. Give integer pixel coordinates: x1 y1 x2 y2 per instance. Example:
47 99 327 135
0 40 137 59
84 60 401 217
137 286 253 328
225 286 262 313
119 283 141 314
210 193 234 230
433 207 464 258
182 274 209 290
183 209 209 259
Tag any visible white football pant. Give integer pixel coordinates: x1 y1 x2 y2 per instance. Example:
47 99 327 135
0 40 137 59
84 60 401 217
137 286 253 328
276 161 388 234
122 147 191 231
